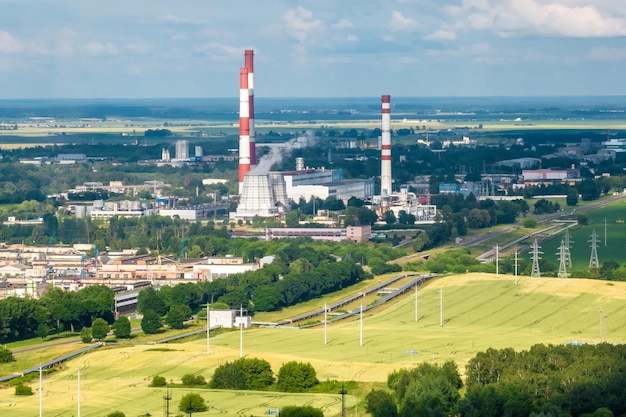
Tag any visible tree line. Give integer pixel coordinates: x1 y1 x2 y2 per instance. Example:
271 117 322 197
366 343 626 417
0 285 114 343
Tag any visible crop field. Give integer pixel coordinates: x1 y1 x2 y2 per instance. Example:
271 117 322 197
535 199 626 270
2 273 625 417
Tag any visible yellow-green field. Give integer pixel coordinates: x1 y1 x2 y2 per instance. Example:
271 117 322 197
2 274 625 416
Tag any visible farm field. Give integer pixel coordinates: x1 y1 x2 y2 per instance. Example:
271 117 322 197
2 273 625 417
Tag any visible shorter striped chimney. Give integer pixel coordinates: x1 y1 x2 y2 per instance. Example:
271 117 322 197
381 95 392 195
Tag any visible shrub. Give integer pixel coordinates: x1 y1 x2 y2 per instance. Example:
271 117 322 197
0 346 16 363
277 362 318 392
80 327 92 344
280 405 324 417
150 376 167 387
522 217 537 228
15 384 33 395
106 411 125 417
181 374 206 386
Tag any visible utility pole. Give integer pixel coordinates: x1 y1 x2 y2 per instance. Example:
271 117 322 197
415 284 418 322
341 383 346 417
39 365 42 417
439 288 443 327
495 245 499 278
324 303 327 345
240 305 244 358
77 368 81 417
514 250 519 285
359 303 363 347
164 388 171 417
206 303 210 355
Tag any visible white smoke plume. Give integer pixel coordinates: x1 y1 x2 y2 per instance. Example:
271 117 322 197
250 130 317 174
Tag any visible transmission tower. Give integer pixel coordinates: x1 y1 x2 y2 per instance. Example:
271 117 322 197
531 238 542 278
557 239 568 278
589 228 600 268
564 229 573 268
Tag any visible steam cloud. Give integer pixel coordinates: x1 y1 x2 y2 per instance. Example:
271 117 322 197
250 130 317 174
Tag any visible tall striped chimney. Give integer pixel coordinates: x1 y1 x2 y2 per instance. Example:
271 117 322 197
381 95 392 196
245 50 256 167
238 67 250 193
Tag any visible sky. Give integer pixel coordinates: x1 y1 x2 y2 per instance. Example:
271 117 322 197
1 0 625 98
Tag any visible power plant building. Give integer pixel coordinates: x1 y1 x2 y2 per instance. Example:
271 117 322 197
233 173 290 220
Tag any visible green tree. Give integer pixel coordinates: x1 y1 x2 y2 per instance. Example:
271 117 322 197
141 310 163 334
36 323 49 340
366 389 398 417
178 392 208 413
566 188 579 206
113 316 131 339
80 327 92 343
277 362 318 392
210 357 273 390
165 305 188 329
91 317 109 341
0 346 15 363
106 411 125 417
137 287 168 316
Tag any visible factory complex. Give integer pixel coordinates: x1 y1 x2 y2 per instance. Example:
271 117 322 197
232 50 436 224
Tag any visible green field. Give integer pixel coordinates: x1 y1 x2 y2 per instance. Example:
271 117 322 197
2 273 625 417
537 199 626 270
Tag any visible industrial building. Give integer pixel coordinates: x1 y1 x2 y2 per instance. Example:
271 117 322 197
232 54 436 225
265 225 371 242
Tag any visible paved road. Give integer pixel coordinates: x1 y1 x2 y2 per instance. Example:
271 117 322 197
12 328 143 354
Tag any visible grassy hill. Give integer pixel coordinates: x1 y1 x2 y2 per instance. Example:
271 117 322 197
2 273 624 417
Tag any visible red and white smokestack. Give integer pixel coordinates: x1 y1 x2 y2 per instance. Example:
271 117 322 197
245 50 256 166
381 95 392 196
239 67 250 193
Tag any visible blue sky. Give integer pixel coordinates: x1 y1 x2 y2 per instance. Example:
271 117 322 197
1 0 625 98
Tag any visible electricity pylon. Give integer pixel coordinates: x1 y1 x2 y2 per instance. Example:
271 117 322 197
589 228 600 268
531 238 542 278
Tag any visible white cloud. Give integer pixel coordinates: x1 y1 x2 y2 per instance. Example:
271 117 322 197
333 19 353 30
0 31 22 53
457 0 626 38
157 15 206 26
390 10 419 32
424 30 457 41
589 46 626 61
84 41 118 56
283 7 323 44
194 42 241 62
346 34 359 42
125 42 152 55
